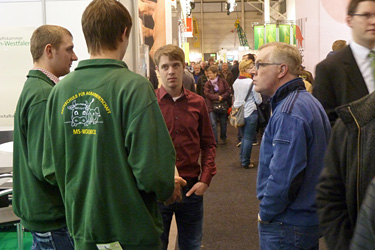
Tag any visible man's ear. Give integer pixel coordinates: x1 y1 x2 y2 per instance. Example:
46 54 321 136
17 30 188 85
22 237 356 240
346 15 353 28
278 64 288 78
155 65 159 72
121 28 127 42
45 44 53 58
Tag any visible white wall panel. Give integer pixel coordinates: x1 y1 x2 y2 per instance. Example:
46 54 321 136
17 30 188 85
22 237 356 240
0 2 43 126
295 0 351 75
46 0 91 69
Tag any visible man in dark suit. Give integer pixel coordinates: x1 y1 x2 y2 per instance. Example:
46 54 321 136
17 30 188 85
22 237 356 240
313 0 375 126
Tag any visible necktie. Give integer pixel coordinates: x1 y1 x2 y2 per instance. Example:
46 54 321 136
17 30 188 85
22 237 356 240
368 50 375 85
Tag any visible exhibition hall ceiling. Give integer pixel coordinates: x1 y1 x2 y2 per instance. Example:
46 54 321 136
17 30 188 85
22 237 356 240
192 0 287 20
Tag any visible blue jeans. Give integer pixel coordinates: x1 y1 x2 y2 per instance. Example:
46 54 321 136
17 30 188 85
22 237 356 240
240 111 258 166
158 187 203 250
209 111 228 143
31 227 74 250
258 221 319 250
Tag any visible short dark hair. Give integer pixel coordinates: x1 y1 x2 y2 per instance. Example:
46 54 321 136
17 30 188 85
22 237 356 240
30 25 72 62
82 0 132 55
243 53 255 62
347 0 375 15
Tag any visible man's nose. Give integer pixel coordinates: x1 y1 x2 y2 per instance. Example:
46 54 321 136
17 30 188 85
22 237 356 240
72 52 78 61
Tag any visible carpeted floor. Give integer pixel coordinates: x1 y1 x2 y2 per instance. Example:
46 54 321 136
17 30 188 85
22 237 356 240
200 125 328 250
201 125 260 250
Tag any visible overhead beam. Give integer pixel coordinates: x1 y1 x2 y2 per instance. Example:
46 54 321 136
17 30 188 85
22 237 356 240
245 0 286 21
246 2 277 21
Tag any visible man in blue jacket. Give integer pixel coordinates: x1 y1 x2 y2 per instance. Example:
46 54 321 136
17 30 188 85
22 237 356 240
252 42 331 249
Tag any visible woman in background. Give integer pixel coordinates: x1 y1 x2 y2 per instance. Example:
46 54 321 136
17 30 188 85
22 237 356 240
232 60 262 169
204 65 231 145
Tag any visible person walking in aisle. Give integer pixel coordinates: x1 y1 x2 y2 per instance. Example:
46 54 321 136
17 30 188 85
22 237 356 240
154 44 217 250
13 24 78 249
233 59 262 169
204 65 231 145
254 42 331 250
220 62 235 107
42 1 184 249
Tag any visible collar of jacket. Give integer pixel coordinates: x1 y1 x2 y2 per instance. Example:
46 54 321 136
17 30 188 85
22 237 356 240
270 77 306 109
336 92 375 128
28 69 56 88
76 58 128 71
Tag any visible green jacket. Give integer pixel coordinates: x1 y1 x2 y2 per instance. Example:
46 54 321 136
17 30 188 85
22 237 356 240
13 70 66 232
42 59 175 249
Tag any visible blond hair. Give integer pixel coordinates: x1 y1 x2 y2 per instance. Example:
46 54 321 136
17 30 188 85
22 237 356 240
239 59 254 73
258 42 302 76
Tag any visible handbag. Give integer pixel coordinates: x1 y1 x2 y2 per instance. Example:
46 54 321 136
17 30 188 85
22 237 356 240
229 83 253 128
229 105 245 127
212 101 229 114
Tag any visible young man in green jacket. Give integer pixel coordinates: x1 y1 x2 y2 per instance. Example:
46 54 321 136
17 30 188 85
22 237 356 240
13 25 78 249
42 1 185 249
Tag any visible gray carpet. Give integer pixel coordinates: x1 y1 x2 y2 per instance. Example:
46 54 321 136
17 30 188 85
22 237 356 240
199 124 329 250
201 125 260 250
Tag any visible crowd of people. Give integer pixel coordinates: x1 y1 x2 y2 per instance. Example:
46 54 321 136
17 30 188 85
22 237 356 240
9 0 375 249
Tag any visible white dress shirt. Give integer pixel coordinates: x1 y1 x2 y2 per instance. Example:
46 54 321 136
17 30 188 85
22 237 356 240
350 41 375 93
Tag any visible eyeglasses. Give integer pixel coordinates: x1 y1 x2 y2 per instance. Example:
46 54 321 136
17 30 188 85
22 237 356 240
351 13 375 20
254 62 282 70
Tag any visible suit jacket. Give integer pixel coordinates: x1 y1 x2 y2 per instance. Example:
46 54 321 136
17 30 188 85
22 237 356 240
313 45 369 125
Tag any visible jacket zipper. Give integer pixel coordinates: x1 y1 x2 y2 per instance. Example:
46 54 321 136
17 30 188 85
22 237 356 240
348 106 361 213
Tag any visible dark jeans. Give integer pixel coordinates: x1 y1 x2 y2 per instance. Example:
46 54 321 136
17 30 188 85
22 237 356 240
209 111 227 143
31 227 74 250
240 111 258 166
158 185 203 250
258 221 319 250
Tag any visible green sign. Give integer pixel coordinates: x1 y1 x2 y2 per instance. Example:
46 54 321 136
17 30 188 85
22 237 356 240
279 24 291 44
266 24 276 43
254 25 264 50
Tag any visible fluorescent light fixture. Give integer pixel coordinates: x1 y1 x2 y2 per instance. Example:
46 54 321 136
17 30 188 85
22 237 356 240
226 0 237 15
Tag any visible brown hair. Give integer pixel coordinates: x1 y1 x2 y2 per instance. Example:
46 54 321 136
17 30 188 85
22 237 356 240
332 40 347 51
347 0 375 15
81 0 132 55
30 25 72 62
258 42 302 76
153 44 185 67
207 65 219 74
